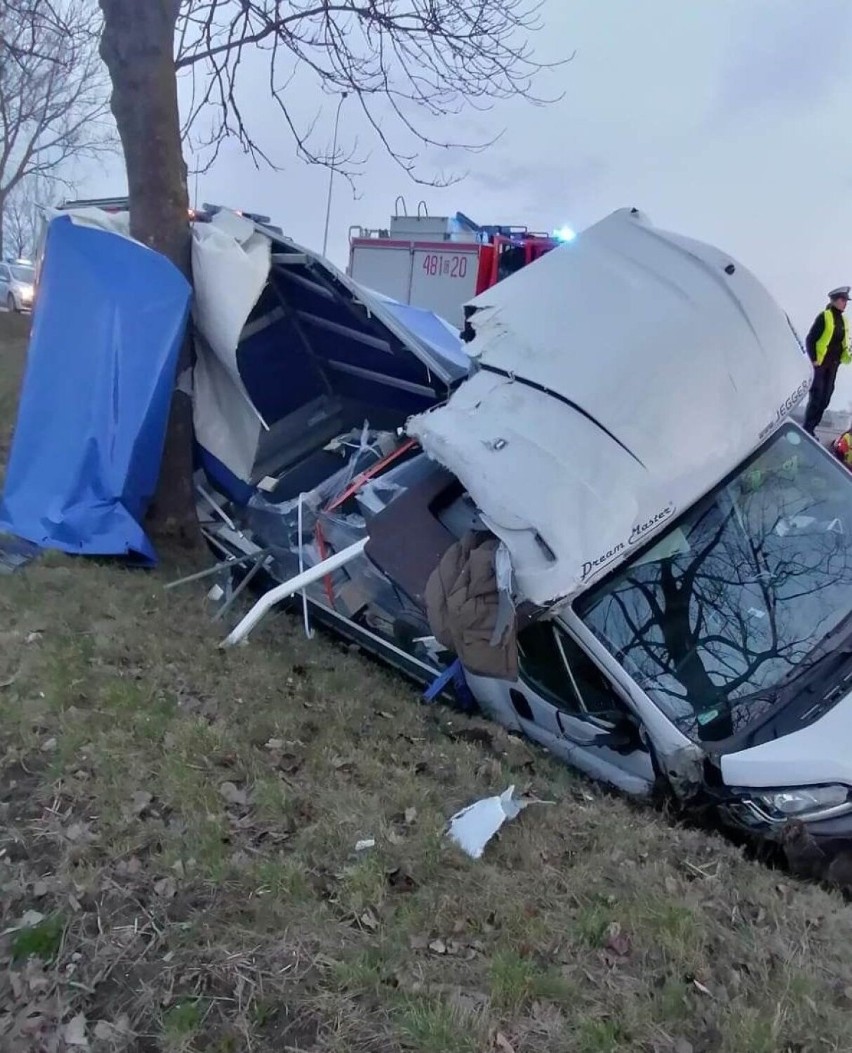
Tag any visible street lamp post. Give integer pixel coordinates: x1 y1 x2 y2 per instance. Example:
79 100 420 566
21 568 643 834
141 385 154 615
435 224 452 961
322 91 348 259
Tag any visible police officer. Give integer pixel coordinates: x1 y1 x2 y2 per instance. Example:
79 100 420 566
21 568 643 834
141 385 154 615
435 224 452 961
803 286 851 435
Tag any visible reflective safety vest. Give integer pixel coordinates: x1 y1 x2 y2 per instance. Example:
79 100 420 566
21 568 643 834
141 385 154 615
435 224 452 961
815 309 851 366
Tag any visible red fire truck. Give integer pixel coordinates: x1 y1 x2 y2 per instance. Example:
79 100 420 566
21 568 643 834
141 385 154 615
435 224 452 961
347 203 568 328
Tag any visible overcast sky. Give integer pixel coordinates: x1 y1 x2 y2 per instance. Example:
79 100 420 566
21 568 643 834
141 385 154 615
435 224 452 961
83 0 852 406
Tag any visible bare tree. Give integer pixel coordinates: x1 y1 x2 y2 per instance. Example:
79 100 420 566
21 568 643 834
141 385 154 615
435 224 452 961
96 0 565 547
0 0 114 257
2 173 53 258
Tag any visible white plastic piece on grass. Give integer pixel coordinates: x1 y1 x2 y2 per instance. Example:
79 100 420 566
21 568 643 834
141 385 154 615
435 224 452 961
355 839 376 852
447 785 548 860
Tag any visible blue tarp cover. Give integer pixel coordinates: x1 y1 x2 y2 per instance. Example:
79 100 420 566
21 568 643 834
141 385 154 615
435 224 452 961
0 216 191 563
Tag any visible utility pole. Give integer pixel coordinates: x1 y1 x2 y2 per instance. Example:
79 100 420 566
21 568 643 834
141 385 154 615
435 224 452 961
322 92 348 259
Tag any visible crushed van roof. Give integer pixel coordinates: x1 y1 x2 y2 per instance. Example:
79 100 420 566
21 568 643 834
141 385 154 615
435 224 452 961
408 207 812 606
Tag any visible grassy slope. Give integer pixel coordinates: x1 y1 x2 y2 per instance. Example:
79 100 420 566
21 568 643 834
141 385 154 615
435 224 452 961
1 311 851 1053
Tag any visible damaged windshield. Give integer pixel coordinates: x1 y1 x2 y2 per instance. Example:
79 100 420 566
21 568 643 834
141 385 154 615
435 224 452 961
575 425 852 743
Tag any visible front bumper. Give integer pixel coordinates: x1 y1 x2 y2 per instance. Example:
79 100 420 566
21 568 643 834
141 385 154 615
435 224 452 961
720 800 852 871
792 810 852 857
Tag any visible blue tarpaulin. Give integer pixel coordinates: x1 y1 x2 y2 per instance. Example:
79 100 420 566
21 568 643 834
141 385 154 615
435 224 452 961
0 216 192 563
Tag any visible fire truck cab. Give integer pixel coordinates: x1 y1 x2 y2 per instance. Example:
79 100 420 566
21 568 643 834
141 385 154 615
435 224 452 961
347 202 563 328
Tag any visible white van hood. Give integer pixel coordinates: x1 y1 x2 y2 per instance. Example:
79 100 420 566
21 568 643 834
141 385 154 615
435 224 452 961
721 692 852 788
407 207 811 607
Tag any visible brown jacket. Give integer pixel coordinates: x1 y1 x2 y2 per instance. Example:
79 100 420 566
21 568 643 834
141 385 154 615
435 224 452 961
425 531 518 680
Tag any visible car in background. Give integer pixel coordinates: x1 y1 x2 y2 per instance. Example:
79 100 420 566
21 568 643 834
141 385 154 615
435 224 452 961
0 259 36 313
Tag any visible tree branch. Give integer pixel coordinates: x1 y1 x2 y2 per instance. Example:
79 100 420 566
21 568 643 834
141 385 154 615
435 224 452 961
172 0 569 183
0 0 116 213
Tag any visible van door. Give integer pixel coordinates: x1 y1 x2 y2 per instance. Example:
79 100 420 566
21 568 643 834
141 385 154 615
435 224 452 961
510 621 656 795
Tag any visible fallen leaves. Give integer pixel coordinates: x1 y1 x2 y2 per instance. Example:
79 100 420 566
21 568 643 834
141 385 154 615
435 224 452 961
494 1032 516 1053
602 921 632 962
121 789 155 823
7 959 52 1002
691 977 713 998
114 856 143 878
263 740 304 774
385 866 417 893
218 781 248 807
407 934 480 961
130 789 153 813
93 1016 131 1042
2 504 852 1053
64 823 95 845
358 908 379 932
18 909 46 929
154 876 177 899
62 1013 89 1048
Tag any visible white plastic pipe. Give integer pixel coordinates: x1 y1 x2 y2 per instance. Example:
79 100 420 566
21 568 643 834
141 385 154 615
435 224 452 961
220 537 368 648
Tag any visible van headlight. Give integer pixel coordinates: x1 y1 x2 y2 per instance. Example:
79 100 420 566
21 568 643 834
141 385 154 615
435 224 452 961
746 785 852 823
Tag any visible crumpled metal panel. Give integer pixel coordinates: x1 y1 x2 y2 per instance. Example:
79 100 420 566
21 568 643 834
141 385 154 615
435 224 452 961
408 208 811 606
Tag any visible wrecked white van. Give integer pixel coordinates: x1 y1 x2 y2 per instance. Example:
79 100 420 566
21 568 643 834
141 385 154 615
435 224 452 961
201 207 852 870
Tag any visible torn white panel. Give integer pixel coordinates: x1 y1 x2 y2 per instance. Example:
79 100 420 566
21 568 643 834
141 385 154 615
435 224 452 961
193 339 263 484
408 207 812 607
46 206 132 239
446 785 531 859
192 210 272 370
191 210 272 482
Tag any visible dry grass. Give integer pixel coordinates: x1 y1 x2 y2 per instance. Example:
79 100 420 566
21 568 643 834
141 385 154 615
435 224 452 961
2 312 852 1052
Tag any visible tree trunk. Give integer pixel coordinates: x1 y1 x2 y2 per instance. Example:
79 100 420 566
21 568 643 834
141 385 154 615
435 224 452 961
98 0 200 552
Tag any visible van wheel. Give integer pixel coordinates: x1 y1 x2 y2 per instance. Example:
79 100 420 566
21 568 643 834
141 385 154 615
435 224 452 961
6 294 15 313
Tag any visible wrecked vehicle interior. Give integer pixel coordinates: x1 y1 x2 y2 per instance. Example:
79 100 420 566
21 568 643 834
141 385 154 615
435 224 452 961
190 212 481 686
7 204 852 874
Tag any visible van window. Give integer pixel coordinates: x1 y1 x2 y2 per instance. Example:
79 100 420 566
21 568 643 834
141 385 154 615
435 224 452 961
576 423 852 743
519 621 626 720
